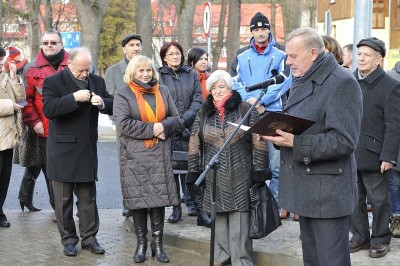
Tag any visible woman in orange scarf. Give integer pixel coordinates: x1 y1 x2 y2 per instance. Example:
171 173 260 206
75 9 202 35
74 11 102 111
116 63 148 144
113 55 180 263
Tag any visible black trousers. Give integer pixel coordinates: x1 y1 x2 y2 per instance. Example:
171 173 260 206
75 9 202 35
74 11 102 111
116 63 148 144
0 149 13 221
299 215 351 266
52 180 99 246
350 170 392 245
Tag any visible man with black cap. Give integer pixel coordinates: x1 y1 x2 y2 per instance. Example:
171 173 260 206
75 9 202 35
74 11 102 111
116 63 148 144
104 34 142 217
231 12 292 217
349 37 400 258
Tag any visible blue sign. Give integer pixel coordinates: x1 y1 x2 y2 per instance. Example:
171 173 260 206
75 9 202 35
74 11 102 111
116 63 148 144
61 32 81 49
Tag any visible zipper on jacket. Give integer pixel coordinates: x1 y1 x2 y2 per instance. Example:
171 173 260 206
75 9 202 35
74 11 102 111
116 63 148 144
248 57 252 76
266 56 274 76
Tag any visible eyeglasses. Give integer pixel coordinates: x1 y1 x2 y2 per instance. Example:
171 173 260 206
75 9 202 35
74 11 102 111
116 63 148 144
42 41 60 46
167 52 181 57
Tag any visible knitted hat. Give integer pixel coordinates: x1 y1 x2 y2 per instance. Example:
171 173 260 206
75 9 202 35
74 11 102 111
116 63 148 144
8 46 21 60
121 34 142 47
356 37 386 58
250 12 270 31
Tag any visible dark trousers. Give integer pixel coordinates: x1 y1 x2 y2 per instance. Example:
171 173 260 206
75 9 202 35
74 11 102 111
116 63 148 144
299 215 351 266
0 149 13 221
52 180 99 246
350 170 392 245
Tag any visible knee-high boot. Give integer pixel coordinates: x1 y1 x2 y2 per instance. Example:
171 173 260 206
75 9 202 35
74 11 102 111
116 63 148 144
150 207 169 263
132 209 148 263
187 184 211 227
18 166 41 212
168 174 182 223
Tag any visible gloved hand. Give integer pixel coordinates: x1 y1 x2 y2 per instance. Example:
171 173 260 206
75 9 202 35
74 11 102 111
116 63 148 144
181 128 191 141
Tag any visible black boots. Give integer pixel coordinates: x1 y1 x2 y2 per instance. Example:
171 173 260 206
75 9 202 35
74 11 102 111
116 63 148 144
132 209 148 263
150 207 169 263
167 205 182 223
18 177 41 212
187 184 211 228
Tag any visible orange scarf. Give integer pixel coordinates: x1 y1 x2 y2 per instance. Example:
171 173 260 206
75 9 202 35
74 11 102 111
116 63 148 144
129 81 166 148
199 72 209 101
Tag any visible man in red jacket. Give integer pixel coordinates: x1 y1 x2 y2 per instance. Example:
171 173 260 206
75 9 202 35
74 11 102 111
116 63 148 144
19 29 69 213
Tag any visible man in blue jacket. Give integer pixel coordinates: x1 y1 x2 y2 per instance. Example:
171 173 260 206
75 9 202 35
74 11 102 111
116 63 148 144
232 12 291 213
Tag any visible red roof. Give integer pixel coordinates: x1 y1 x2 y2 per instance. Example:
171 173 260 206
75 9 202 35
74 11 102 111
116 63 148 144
151 3 285 44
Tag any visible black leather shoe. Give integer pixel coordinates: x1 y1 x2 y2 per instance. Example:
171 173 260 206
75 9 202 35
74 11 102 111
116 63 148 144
63 243 77 256
0 220 10 227
122 209 133 217
82 242 105 254
349 240 370 253
369 244 390 258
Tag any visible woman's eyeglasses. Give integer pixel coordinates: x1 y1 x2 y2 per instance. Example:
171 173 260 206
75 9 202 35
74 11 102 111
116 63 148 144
42 41 60 46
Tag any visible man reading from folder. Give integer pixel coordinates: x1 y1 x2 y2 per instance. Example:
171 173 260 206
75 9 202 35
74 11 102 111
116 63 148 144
261 28 362 266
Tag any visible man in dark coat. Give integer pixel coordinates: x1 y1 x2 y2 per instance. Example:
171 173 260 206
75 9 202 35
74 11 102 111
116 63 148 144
262 27 362 266
42 47 113 257
350 37 400 258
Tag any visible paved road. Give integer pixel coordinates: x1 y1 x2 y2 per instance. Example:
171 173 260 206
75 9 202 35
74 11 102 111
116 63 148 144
4 141 123 211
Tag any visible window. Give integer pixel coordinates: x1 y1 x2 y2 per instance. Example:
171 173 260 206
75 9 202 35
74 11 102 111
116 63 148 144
396 0 400 29
373 0 387 29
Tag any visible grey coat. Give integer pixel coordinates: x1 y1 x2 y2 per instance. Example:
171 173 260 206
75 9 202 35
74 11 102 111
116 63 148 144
279 55 363 218
354 66 400 171
104 58 128 96
113 83 180 209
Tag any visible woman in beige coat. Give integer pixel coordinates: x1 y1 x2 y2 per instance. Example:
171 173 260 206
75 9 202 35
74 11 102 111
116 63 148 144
0 46 25 227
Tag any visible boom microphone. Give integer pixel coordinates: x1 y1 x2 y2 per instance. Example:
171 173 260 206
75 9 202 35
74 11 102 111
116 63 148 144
245 75 285 92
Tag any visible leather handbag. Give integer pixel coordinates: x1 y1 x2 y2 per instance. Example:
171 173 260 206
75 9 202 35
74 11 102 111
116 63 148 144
249 182 282 239
172 151 188 171
13 124 44 167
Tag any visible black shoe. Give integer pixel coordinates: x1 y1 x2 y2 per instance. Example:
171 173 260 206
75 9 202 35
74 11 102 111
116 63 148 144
82 242 105 254
188 209 197 216
349 240 370 253
168 206 182 223
20 201 41 212
122 209 133 217
63 243 77 256
0 220 10 227
369 244 390 258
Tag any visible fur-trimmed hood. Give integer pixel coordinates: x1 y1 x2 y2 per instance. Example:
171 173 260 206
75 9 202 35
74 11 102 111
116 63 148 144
202 90 242 117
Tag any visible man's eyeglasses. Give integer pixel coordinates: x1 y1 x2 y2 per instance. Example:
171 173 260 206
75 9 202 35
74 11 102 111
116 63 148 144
42 41 60 46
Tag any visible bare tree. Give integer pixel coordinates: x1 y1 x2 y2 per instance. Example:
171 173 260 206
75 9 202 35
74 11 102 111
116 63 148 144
27 0 43 57
136 0 153 58
226 0 240 72
211 0 227 71
175 0 197 56
70 0 110 70
44 0 52 29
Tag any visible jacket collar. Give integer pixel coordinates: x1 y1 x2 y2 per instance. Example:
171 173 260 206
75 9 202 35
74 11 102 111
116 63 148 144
158 64 192 75
202 90 242 117
35 49 69 68
354 65 385 85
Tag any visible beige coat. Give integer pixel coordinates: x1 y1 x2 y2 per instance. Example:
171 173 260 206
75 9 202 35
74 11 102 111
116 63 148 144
0 72 24 151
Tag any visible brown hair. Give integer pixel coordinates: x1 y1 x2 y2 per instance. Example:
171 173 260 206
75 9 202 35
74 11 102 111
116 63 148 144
322 35 343 65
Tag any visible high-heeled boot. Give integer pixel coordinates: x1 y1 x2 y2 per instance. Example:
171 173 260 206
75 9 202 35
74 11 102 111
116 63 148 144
187 184 211 227
18 173 41 212
132 209 148 263
167 205 182 223
150 207 169 263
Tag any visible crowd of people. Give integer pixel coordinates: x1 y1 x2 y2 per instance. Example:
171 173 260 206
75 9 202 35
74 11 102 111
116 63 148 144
1 11 400 266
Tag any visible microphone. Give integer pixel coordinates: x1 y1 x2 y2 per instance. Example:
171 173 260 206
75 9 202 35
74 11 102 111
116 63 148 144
245 75 285 92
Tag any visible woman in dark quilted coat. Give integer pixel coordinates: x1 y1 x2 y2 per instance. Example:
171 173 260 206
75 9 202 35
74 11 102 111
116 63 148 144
187 70 270 265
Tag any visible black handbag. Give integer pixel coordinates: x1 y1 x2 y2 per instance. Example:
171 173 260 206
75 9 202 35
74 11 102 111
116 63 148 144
172 151 188 171
249 182 282 239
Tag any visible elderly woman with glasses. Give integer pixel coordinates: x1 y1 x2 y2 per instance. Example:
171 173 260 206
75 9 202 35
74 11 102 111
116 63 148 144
187 70 270 265
158 41 203 224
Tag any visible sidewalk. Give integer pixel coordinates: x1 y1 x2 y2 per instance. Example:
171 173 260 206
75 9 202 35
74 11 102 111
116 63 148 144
1 208 399 265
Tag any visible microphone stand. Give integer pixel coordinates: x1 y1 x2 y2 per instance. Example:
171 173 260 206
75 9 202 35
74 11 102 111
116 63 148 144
195 85 270 266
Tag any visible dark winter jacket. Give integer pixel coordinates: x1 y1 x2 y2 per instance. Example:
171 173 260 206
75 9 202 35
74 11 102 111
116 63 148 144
354 66 400 171
158 64 202 152
187 90 270 212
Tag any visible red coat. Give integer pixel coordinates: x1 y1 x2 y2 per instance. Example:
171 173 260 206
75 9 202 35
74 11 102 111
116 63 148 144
22 50 69 137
